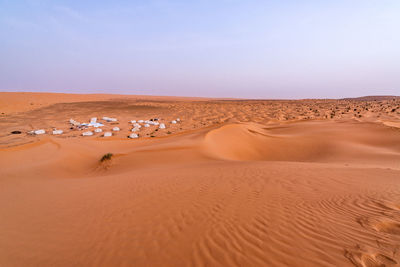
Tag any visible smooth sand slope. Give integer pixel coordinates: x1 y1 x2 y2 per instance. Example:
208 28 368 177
1 93 400 266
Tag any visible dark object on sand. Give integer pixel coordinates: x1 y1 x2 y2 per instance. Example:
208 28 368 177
100 153 113 162
11 131 22 134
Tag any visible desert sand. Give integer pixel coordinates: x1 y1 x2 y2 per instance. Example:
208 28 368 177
1 92 400 266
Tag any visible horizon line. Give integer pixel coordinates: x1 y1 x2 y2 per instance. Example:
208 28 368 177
1 90 399 101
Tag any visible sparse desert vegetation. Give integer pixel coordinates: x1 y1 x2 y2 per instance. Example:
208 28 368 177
100 153 113 162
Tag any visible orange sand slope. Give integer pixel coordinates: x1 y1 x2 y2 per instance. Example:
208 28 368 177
1 93 400 266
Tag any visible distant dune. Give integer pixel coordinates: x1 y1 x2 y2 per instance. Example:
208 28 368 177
341 95 400 101
1 92 400 266
0 92 214 114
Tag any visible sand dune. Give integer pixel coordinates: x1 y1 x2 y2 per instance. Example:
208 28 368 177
1 93 400 266
203 121 400 166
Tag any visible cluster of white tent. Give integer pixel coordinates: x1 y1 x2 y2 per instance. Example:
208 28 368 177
28 116 182 138
29 129 62 135
130 119 161 138
79 118 119 137
70 117 104 128
128 117 180 135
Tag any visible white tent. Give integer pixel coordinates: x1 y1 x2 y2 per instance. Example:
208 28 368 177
146 121 159 126
82 131 93 136
52 130 63 135
103 117 117 122
90 122 104 127
159 123 166 129
95 128 103 133
34 129 46 135
112 127 120 131
129 133 138 139
87 117 103 127
103 132 112 137
69 119 80 126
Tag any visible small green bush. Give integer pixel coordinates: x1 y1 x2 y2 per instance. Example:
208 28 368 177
100 153 113 162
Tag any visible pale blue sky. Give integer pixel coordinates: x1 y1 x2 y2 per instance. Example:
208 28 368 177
0 0 399 98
